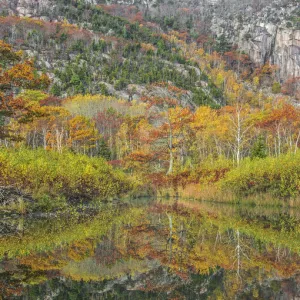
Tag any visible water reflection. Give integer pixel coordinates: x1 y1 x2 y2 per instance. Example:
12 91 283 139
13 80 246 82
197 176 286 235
0 200 299 299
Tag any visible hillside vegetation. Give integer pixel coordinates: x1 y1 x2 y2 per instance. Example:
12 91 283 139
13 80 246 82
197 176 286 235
0 0 299 211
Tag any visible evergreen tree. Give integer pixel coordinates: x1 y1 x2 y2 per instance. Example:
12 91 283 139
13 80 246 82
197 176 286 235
98 138 111 160
215 34 231 54
250 136 267 159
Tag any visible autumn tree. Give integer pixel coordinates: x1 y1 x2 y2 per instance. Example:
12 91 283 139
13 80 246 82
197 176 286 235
141 83 192 175
67 115 100 155
281 77 300 100
223 104 256 165
191 106 229 161
0 40 50 140
258 103 300 155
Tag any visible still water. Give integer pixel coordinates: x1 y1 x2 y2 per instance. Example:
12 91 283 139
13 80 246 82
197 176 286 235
0 199 299 299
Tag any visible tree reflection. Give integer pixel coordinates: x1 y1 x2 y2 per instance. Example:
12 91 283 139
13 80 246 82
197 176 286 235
0 200 299 298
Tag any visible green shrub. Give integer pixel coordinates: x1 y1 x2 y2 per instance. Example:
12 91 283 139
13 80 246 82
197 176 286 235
221 152 300 199
272 82 281 94
0 148 134 205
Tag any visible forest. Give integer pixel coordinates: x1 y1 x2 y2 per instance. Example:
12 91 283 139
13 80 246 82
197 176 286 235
0 39 299 211
0 1 299 299
0 1 299 213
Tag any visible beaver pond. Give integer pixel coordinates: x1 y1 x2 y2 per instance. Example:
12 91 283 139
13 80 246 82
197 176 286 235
0 198 299 299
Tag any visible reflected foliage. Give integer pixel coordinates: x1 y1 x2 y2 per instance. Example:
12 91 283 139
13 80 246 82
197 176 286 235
0 200 299 299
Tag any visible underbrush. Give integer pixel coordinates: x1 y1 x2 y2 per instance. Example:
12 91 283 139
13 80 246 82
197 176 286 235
221 152 300 203
0 148 136 211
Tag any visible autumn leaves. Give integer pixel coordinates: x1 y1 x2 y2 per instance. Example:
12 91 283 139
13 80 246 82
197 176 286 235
0 38 300 205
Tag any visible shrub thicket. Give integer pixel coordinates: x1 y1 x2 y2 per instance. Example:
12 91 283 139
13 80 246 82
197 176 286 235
221 152 300 199
0 148 133 203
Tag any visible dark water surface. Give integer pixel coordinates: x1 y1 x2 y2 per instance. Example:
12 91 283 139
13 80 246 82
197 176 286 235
0 199 299 299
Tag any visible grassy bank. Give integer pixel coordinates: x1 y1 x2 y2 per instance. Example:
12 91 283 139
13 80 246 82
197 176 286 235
0 148 135 212
178 184 299 207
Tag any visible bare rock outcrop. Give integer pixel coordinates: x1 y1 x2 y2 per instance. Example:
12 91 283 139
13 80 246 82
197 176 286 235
211 2 300 82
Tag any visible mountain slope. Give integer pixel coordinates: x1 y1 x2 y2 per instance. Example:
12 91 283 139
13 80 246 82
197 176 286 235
86 0 300 82
0 0 223 106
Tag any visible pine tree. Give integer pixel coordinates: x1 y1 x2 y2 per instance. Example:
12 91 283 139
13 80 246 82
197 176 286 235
250 136 267 159
215 34 231 54
98 138 111 160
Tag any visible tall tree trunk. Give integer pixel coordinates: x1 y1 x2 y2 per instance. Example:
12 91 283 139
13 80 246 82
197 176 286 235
167 121 173 175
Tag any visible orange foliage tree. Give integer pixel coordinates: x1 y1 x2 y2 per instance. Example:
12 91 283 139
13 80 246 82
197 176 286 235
0 40 50 140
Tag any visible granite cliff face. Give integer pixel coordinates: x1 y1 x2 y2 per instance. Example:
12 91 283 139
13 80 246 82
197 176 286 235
273 28 300 80
210 1 300 81
244 26 299 81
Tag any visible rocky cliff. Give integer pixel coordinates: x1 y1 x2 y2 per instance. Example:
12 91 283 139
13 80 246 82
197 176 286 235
210 1 300 82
